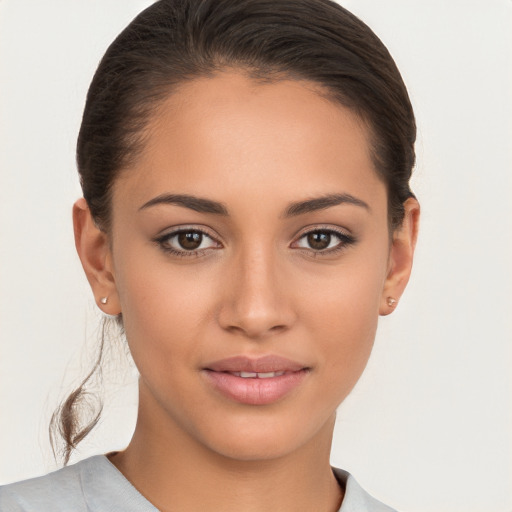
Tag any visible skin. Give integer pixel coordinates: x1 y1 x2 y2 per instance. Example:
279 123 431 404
73 71 419 512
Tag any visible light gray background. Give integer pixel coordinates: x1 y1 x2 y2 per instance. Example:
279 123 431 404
0 1 511 511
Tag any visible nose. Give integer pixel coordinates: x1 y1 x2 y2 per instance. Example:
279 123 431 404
217 247 296 340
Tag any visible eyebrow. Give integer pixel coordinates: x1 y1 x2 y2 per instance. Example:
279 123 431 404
139 194 229 215
284 193 370 217
139 192 369 217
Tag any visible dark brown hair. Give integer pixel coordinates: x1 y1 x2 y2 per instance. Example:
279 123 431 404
52 0 416 464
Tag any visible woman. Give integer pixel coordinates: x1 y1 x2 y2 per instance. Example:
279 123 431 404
0 0 420 510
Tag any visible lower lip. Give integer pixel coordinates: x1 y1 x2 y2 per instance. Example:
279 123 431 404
202 370 309 405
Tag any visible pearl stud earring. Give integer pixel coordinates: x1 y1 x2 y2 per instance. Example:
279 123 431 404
100 297 108 305
387 297 397 308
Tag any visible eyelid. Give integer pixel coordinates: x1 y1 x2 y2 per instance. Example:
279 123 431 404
290 224 356 253
291 224 353 241
155 224 222 242
153 224 223 256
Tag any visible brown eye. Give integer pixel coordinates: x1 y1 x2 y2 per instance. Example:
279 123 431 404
306 232 331 250
156 229 220 255
293 228 356 254
177 231 203 250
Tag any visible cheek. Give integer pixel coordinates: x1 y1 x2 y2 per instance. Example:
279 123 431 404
297 251 387 390
113 250 218 375
313 291 378 371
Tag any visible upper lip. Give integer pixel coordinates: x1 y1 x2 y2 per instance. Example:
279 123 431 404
204 355 308 373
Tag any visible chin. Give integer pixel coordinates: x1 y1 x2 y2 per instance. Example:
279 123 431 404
192 408 336 463
209 433 295 462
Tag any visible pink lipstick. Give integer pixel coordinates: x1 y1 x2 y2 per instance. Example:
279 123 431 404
202 355 310 405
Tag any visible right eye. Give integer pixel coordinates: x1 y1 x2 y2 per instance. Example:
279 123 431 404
155 228 221 257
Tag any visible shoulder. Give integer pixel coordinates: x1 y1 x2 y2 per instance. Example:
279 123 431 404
0 457 94 512
0 455 156 512
333 467 399 512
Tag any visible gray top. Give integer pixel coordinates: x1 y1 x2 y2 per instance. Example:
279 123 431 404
0 455 397 511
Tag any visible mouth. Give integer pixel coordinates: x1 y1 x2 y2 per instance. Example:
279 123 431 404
202 355 310 405
205 354 307 373
225 370 287 378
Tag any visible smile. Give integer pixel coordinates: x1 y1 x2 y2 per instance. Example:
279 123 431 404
229 371 285 378
202 355 310 405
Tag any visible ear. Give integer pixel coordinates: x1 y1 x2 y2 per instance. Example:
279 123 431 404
73 198 121 315
379 197 420 316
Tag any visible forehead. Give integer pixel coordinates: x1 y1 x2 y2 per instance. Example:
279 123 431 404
114 70 386 214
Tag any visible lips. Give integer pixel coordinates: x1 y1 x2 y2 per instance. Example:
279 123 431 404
202 355 310 405
206 354 307 372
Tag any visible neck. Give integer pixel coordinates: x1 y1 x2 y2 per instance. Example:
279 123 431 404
109 388 343 512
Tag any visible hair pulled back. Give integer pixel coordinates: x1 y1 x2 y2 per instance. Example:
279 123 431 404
78 0 415 233
55 0 416 464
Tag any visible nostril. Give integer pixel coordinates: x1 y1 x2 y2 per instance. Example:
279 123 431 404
223 321 289 339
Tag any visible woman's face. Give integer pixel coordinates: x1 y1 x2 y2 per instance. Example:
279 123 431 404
91 71 411 460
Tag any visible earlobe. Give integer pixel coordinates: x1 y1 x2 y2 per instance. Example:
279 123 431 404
379 197 420 316
73 198 121 315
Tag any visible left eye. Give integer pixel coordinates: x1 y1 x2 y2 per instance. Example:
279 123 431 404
294 230 351 251
158 230 219 252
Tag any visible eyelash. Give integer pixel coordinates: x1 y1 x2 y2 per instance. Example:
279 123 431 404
292 227 356 257
153 226 356 258
153 227 220 258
